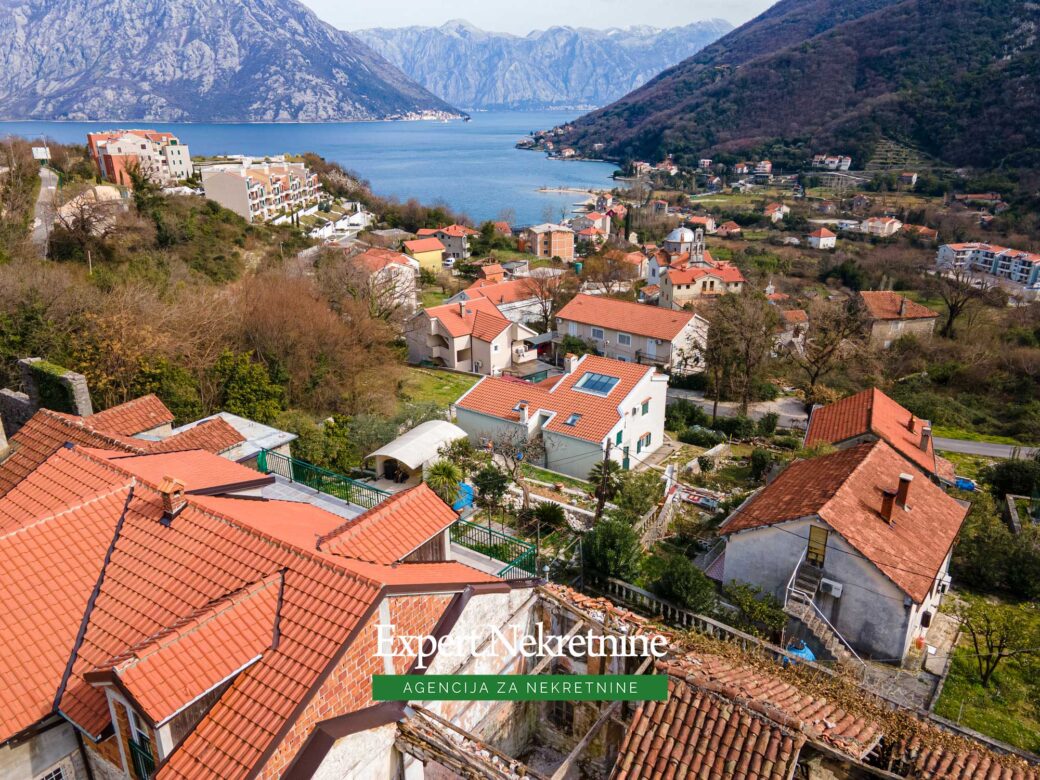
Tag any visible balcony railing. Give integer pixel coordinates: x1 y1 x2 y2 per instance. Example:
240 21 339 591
450 519 537 580
256 449 390 510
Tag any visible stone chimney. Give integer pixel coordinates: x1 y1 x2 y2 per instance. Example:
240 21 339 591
896 473 913 509
157 475 187 525
908 414 917 433
920 425 932 452
899 296 908 317
458 301 466 318
881 489 897 523
517 402 529 425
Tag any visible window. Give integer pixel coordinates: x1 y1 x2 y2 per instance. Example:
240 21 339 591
36 769 65 780
617 333 632 346
565 413 582 426
615 430 623 445
574 372 620 396
641 400 650 416
567 321 577 337
590 327 604 340
493 344 499 352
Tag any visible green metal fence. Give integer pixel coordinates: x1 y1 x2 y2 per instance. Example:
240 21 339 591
256 449 390 510
450 519 538 580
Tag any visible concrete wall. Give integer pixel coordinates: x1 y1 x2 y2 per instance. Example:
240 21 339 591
543 430 604 481
201 171 252 221
311 723 400 780
724 517 915 662
869 318 936 348
0 721 87 780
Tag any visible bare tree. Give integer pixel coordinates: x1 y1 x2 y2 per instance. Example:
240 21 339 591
708 291 780 416
580 252 638 297
491 428 545 511
317 247 418 326
524 271 577 333
788 298 868 406
51 183 123 259
925 267 1001 339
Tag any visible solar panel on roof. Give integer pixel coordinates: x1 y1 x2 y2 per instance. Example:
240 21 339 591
575 372 620 395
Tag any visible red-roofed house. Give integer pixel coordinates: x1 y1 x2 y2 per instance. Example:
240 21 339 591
720 439 967 663
804 387 955 483
660 259 745 309
555 294 707 374
493 221 513 237
402 236 446 272
717 221 742 238
0 442 532 780
406 297 538 375
807 227 837 250
861 216 903 237
517 223 575 262
603 249 648 280
447 277 550 326
571 211 611 235
454 354 668 479
349 247 420 316
423 224 479 261
764 202 790 222
859 291 938 347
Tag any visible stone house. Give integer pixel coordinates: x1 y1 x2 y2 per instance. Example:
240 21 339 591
859 291 938 348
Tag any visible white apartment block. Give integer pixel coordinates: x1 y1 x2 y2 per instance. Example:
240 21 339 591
87 130 192 186
200 157 322 223
937 242 1040 291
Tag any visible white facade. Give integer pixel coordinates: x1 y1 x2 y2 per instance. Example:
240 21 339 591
200 158 322 223
861 217 903 237
555 313 707 374
724 517 951 662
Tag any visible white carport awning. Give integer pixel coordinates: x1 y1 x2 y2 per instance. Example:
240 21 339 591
366 420 468 471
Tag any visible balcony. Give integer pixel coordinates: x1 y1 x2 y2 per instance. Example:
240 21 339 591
256 449 390 510
449 519 537 580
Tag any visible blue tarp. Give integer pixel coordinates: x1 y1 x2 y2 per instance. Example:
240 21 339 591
452 482 475 511
784 641 816 665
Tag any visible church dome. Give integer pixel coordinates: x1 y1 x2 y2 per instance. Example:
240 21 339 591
665 227 695 244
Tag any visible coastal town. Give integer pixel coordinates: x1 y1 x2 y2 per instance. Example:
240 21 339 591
7 0 1040 776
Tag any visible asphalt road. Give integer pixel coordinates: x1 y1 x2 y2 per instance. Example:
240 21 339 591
932 437 1036 459
31 166 58 253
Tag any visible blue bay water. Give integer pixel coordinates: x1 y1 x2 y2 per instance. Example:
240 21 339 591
0 111 617 224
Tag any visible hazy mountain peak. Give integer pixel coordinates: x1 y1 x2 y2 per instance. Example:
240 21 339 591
355 19 733 111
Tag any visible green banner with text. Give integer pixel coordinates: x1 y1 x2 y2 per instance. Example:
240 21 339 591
372 674 668 701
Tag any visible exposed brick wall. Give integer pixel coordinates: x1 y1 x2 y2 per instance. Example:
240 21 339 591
256 593 452 779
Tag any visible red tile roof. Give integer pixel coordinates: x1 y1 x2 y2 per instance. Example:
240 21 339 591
612 674 805 780
462 278 542 305
145 417 244 454
317 483 459 564
88 573 283 726
667 261 746 286
85 394 174 435
721 440 968 601
403 237 445 254
435 223 479 238
805 387 948 479
352 246 415 273
860 291 938 321
85 448 271 494
782 309 808 325
809 228 836 238
456 354 657 443
425 296 511 341
0 443 496 778
557 293 695 341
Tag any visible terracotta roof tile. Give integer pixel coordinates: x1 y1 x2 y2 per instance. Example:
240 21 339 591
462 278 542 305
805 387 945 479
611 675 806 780
145 417 244 454
317 483 458 564
85 394 174 436
425 296 511 340
85 449 271 494
720 440 968 601
403 237 445 253
860 291 938 321
782 309 808 325
456 354 658 443
556 293 695 341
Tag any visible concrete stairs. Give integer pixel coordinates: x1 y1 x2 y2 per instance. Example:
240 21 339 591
784 563 861 672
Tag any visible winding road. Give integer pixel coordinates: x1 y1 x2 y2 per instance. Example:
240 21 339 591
30 166 58 254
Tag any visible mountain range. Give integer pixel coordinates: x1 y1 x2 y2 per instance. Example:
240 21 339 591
556 0 1040 171
354 19 733 110
0 0 458 122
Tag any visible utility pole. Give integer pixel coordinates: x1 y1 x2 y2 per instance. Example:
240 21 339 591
594 440 613 520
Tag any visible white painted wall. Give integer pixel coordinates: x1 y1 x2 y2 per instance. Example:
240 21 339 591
0 721 84 780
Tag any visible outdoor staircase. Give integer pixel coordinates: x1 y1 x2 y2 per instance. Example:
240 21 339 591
784 561 862 672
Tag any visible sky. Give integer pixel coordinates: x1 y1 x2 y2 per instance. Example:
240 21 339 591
300 0 776 35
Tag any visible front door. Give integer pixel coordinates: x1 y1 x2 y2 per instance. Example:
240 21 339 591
807 526 828 567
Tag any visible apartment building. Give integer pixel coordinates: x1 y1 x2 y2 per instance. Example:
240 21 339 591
86 129 192 186
937 242 1040 292
555 293 707 374
518 223 575 262
861 216 903 237
200 157 322 223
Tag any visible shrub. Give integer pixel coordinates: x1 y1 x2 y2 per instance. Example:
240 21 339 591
678 426 725 447
714 415 757 440
650 554 716 613
771 435 802 450
722 582 787 640
582 518 644 581
534 501 566 531
750 448 774 481
666 397 708 431
985 460 1040 498
668 372 710 391
757 412 779 436
697 455 715 473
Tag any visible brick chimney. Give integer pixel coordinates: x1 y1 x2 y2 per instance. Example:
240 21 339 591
899 296 908 317
896 473 913 509
920 425 932 452
564 353 579 374
908 414 917 433
517 402 529 424
881 489 897 523
157 475 187 525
